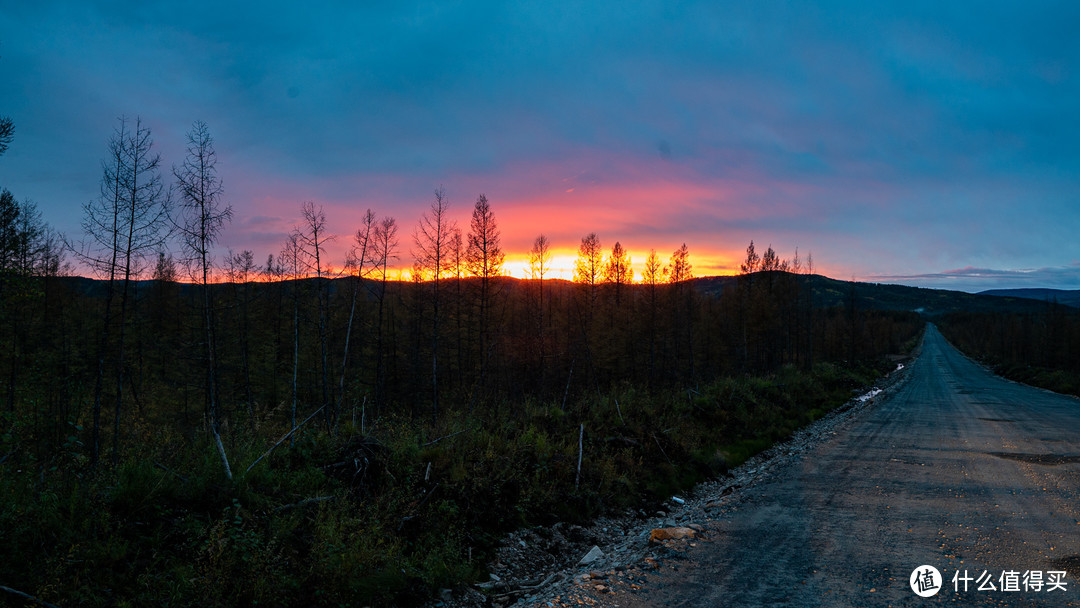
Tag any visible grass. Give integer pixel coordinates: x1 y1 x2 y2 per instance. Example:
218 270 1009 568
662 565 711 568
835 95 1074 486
0 357 902 607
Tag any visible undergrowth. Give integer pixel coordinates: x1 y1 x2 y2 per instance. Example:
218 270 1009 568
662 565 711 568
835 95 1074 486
0 357 901 607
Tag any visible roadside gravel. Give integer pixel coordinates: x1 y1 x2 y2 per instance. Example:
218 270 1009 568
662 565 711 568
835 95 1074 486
429 350 917 608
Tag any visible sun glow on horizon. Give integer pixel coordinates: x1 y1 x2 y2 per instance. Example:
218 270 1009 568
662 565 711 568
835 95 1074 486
501 248 739 282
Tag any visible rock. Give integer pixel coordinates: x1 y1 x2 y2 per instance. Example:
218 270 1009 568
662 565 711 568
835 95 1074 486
578 545 605 565
439 588 452 601
567 524 588 542
649 527 697 543
687 523 705 532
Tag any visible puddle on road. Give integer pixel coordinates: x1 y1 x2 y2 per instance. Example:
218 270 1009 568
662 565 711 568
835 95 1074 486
988 452 1080 465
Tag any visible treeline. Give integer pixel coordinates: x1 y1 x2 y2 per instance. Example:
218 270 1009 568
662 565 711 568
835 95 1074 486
0 117 919 461
0 241 922 459
0 115 925 606
27 240 922 459
940 304 1080 396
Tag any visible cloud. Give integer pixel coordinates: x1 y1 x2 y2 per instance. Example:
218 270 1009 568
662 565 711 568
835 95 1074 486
870 263 1080 293
1 1 1078 288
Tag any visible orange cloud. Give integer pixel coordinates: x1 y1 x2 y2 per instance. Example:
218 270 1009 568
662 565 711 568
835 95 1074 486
216 152 830 283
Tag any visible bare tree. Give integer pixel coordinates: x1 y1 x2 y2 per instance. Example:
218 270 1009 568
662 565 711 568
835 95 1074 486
668 243 695 383
412 187 456 421
528 234 551 282
77 120 126 467
225 249 259 429
372 215 398 415
642 249 665 286
740 240 760 275
173 120 232 479
279 233 303 445
449 227 465 390
339 209 378 426
36 226 67 279
76 116 169 467
669 243 692 283
604 241 633 305
574 232 603 319
465 194 505 385
761 245 785 272
642 249 665 381
529 234 552 379
296 201 334 428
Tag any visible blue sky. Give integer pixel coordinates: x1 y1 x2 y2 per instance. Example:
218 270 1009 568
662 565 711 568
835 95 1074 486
1 1 1078 291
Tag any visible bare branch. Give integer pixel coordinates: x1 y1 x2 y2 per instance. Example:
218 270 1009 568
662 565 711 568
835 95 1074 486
245 404 327 474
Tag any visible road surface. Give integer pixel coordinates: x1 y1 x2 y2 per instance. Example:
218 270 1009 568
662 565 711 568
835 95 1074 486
603 325 1080 607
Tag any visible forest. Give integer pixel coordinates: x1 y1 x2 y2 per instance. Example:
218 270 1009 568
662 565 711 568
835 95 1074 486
939 303 1080 398
0 118 930 606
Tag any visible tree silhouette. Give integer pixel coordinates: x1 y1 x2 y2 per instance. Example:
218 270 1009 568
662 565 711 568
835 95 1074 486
173 120 231 478
740 240 760 275
372 215 398 415
669 243 692 283
412 187 456 421
604 241 633 305
279 232 303 444
465 194 504 390
297 201 334 429
668 243 695 382
529 234 551 282
0 190 22 281
529 234 552 375
0 190 48 417
339 209 378 425
78 116 169 467
0 117 12 157
642 249 665 382
574 232 603 317
225 249 259 429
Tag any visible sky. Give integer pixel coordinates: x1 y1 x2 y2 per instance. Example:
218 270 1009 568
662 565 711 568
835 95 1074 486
2 1 1079 292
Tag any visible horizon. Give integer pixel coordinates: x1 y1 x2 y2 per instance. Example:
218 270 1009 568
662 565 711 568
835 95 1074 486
59 264 1080 297
2 2 1078 294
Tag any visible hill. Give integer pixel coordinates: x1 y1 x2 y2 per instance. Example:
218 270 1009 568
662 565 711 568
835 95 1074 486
693 273 1053 316
57 272 1057 317
977 288 1080 309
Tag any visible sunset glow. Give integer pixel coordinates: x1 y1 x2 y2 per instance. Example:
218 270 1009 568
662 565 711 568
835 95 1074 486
2 3 1077 292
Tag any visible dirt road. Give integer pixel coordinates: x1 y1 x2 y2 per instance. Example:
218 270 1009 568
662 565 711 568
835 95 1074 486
592 325 1080 607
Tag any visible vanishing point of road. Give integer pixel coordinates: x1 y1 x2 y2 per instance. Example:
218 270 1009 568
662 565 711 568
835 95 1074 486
603 325 1080 607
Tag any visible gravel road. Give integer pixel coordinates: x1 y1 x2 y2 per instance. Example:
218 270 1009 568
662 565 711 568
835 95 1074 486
570 325 1080 607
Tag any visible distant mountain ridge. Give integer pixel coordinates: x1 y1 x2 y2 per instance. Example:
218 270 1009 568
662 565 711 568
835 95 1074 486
692 273 1062 316
55 272 1068 316
977 288 1080 309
